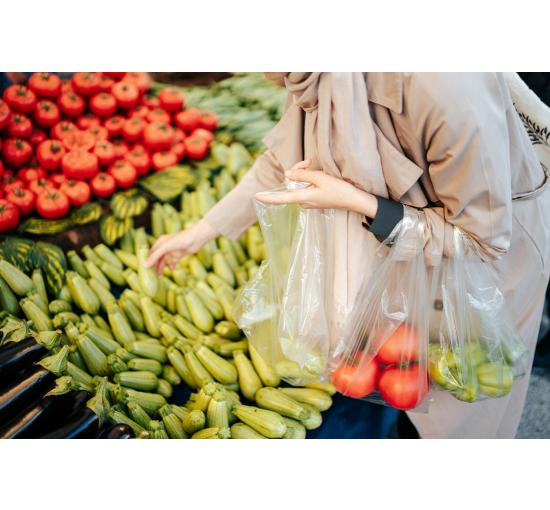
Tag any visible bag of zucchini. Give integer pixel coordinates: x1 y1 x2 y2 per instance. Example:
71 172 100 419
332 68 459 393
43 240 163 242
427 226 528 404
232 182 336 383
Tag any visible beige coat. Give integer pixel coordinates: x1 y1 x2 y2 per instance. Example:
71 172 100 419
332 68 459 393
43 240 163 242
204 73 550 438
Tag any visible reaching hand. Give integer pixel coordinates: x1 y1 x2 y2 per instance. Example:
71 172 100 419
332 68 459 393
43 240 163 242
145 219 218 274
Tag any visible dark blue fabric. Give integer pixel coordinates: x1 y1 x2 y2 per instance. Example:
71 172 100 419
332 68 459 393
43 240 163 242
306 393 399 438
172 382 398 438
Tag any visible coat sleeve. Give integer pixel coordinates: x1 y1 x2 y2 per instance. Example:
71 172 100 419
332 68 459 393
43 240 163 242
202 149 285 239
402 73 514 262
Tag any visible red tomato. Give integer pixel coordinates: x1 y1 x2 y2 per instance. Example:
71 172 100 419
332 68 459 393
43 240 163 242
331 355 380 398
71 72 101 97
376 324 420 366
125 145 151 176
142 95 159 108
0 99 12 130
112 81 139 109
158 88 184 112
0 199 20 232
191 128 214 145
7 114 32 138
171 142 186 160
57 92 85 118
93 140 116 166
173 128 185 144
50 173 67 187
111 138 129 159
59 179 91 206
129 105 149 119
76 114 100 130
29 129 48 147
61 150 99 180
0 161 4 180
35 190 70 219
3 85 37 113
175 108 201 132
28 73 62 98
146 108 171 124
19 163 46 183
61 131 96 152
36 140 66 171
3 179 24 194
123 72 150 94
152 150 178 171
86 125 109 141
34 100 61 128
198 111 218 131
6 187 35 216
2 138 33 167
378 365 429 410
61 80 74 93
122 117 146 142
98 74 115 92
90 92 117 117
109 160 137 189
104 115 125 137
143 121 174 152
29 178 55 196
184 136 208 160
90 172 116 197
51 120 78 141
1 169 15 184
103 72 126 79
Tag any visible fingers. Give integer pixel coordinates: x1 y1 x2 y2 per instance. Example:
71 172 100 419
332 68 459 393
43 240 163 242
146 238 174 268
255 189 307 205
285 167 322 186
291 159 312 171
150 234 170 254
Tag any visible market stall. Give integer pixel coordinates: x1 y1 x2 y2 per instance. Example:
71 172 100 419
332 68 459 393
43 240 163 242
0 72 344 439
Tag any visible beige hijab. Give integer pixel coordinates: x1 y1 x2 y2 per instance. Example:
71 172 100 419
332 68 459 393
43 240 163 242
263 72 389 330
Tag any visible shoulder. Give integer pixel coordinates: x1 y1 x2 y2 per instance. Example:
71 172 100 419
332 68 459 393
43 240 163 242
403 72 508 116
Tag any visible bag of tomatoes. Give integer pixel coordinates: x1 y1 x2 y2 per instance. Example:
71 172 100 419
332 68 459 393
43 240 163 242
329 208 430 410
427 227 527 404
233 181 337 386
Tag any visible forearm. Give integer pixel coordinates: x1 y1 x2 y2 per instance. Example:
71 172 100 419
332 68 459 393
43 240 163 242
203 149 285 239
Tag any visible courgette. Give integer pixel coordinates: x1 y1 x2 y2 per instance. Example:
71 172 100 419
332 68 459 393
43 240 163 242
248 344 280 387
278 387 333 411
255 387 310 420
233 349 262 401
0 259 34 296
76 334 110 376
232 404 286 439
114 371 159 391
66 271 100 315
195 344 238 385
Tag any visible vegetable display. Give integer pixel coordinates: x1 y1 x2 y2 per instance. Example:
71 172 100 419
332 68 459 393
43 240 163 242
0 73 340 439
0 72 218 234
0 175 335 439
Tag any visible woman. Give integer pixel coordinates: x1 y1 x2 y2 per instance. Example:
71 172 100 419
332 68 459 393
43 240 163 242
147 73 550 438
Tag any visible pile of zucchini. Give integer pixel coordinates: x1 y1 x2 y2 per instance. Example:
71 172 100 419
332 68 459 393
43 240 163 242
0 179 334 439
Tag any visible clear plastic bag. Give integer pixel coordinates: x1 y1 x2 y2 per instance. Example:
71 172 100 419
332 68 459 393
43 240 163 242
428 227 528 402
233 183 335 384
329 208 431 411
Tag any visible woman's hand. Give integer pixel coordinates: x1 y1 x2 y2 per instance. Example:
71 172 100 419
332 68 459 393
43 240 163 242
255 160 379 217
145 219 218 273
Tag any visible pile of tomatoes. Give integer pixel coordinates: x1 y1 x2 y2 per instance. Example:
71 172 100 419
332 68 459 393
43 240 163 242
330 324 429 410
0 72 217 232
